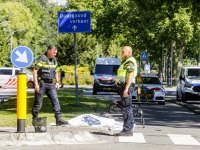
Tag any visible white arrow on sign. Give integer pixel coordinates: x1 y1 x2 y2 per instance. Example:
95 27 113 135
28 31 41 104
72 25 77 31
15 50 28 63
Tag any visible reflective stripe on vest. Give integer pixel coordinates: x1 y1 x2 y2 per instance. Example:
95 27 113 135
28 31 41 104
37 61 57 68
117 57 137 83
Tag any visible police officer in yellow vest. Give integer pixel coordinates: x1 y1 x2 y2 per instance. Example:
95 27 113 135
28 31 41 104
114 46 137 136
32 45 68 126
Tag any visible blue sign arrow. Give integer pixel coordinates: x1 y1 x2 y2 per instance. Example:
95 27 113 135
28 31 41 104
141 53 148 60
10 46 34 68
58 11 91 33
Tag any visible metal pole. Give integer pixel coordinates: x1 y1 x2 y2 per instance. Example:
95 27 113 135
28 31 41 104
199 34 200 66
171 41 173 87
35 41 37 63
11 34 12 52
166 55 168 83
164 54 166 81
161 43 164 82
0 21 11 25
35 38 47 62
74 33 79 105
140 54 141 74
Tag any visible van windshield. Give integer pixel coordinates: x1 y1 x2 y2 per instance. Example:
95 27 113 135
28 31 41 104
186 69 200 79
95 65 120 75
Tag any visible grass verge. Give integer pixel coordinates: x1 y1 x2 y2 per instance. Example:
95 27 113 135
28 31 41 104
0 88 111 127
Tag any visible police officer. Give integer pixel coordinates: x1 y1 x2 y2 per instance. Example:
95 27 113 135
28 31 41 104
60 69 65 88
114 46 137 136
32 45 68 126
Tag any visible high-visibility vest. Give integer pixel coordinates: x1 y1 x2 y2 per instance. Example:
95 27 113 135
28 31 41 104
117 56 137 83
36 54 58 80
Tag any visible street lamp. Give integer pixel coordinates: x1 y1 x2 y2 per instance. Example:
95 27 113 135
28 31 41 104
0 21 11 25
26 34 39 39
35 38 47 62
10 28 26 52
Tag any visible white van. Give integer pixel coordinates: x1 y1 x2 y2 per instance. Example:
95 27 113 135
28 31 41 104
91 55 120 95
0 67 34 88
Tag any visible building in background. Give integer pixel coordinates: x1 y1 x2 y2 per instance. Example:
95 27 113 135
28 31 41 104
48 0 58 6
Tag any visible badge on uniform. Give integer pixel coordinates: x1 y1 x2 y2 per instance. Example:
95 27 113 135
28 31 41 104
129 63 133 67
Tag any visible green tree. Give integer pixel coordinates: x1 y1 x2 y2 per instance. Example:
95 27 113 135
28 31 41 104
55 33 98 69
0 2 46 55
0 29 9 66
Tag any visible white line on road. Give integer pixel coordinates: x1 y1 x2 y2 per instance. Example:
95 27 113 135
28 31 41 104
168 134 200 146
119 133 146 143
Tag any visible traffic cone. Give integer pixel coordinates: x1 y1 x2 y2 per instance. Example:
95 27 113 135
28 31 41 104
4 85 7 90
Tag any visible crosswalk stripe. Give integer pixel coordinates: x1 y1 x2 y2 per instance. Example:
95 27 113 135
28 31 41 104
119 133 146 143
167 134 200 146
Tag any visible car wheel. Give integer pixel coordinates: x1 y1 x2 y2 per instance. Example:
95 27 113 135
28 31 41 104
182 93 186 103
176 91 181 101
27 81 34 88
93 90 97 95
158 102 165 105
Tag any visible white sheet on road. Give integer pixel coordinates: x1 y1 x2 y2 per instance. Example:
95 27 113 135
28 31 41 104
49 114 130 131
68 114 123 131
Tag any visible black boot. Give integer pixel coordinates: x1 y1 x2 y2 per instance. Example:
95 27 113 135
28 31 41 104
32 117 43 126
55 114 68 126
113 130 132 136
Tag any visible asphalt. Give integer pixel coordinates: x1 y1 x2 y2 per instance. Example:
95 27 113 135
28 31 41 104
0 86 200 147
165 87 200 116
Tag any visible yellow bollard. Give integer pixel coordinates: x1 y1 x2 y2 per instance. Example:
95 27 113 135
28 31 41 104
138 85 141 106
17 73 27 133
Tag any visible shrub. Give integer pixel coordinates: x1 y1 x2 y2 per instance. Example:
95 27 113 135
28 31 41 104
57 65 93 85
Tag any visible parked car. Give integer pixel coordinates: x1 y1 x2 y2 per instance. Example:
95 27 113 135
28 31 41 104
91 55 120 95
177 66 200 102
132 74 166 105
0 67 34 88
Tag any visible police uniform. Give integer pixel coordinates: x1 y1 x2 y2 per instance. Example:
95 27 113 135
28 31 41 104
32 53 67 125
116 55 137 135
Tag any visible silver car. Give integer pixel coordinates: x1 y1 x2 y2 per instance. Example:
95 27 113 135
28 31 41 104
177 66 200 103
132 75 166 105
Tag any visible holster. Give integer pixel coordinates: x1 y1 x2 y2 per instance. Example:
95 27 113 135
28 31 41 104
38 79 44 87
116 80 126 88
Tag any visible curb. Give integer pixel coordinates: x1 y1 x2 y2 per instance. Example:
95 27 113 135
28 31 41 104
170 100 200 115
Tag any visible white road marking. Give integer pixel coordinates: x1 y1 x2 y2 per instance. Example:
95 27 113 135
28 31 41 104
119 133 146 143
168 134 200 146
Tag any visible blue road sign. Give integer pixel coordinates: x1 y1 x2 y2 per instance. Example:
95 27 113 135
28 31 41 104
58 11 91 33
144 64 150 70
10 46 34 68
141 53 148 60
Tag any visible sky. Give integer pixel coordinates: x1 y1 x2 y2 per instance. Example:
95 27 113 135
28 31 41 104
58 0 66 5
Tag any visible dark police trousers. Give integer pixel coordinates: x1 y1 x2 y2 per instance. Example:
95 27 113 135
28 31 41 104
32 82 62 118
119 86 134 132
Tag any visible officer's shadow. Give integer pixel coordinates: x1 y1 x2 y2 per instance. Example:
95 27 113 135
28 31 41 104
91 132 113 136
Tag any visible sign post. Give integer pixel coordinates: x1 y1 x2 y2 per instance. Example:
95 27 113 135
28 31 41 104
141 53 149 71
10 46 34 133
58 11 91 105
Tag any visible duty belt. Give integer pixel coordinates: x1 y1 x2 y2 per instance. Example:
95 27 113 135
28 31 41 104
41 79 53 83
